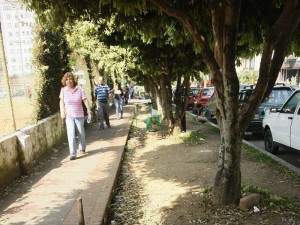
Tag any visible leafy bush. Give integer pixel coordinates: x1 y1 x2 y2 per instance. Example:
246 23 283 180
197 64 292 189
176 130 205 145
32 24 71 120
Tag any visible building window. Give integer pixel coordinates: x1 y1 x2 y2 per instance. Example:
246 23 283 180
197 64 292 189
242 58 255 70
250 58 255 69
243 59 247 69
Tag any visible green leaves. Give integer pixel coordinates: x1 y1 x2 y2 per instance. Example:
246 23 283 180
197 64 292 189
237 70 258 85
176 131 206 146
32 24 71 120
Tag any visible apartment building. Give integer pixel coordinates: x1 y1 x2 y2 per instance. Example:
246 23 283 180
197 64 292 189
236 55 261 72
280 55 300 85
0 0 35 77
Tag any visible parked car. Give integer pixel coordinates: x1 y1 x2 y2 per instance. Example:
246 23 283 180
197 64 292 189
263 90 300 154
204 84 253 121
192 87 214 114
239 84 254 90
204 85 297 136
203 93 217 121
172 86 200 107
187 87 200 109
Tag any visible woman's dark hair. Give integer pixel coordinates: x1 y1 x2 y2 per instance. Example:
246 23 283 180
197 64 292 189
115 81 122 89
61 72 78 86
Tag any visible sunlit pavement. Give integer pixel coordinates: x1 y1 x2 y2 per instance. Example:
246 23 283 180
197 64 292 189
0 102 136 225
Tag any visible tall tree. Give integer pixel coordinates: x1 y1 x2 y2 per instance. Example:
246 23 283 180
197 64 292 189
23 0 300 205
32 23 71 120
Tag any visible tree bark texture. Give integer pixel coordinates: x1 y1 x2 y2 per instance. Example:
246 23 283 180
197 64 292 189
148 74 175 134
173 74 189 135
158 74 174 131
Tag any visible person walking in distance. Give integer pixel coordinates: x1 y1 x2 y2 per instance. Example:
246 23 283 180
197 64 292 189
128 84 134 102
59 72 91 160
94 76 111 129
123 82 130 104
111 81 126 119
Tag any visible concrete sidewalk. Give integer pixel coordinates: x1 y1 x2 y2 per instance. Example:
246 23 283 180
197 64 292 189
0 103 136 225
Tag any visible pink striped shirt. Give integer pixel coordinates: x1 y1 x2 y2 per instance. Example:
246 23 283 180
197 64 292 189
60 86 87 118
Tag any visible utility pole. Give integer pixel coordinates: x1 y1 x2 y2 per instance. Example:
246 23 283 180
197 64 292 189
0 22 17 131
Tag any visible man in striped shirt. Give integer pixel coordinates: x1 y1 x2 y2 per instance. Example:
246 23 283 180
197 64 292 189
94 76 111 129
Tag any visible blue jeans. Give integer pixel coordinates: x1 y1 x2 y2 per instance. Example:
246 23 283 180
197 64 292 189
114 98 123 118
66 117 86 157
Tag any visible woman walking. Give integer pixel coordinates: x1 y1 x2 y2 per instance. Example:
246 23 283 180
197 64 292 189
112 81 126 119
59 72 91 160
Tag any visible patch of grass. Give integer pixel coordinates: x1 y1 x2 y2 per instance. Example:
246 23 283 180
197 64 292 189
242 185 271 198
129 116 138 134
242 185 300 212
204 122 220 134
242 144 278 165
242 144 299 178
202 187 212 193
175 130 206 145
186 112 197 121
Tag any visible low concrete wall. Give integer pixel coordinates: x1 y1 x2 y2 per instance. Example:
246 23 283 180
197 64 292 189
0 114 66 189
0 134 20 189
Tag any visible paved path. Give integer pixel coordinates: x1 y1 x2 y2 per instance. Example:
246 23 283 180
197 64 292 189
0 103 136 225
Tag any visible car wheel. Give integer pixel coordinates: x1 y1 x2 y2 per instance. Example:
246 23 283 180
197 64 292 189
243 133 251 141
264 129 279 154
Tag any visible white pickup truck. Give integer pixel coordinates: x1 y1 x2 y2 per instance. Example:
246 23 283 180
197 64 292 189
263 90 300 154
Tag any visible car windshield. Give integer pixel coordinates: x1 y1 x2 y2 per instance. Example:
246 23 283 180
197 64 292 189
281 91 300 113
190 88 199 96
263 89 293 104
202 88 214 97
239 90 253 103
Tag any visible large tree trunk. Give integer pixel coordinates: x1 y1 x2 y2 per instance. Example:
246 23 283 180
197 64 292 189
148 74 174 134
158 74 174 131
213 136 242 204
210 1 242 204
173 74 189 135
213 104 243 204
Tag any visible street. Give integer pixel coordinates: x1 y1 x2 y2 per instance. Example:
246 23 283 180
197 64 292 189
249 134 300 169
191 111 300 170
